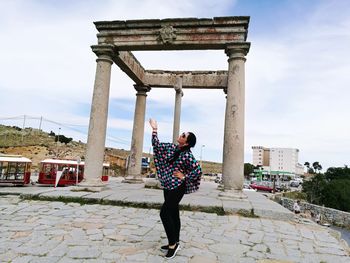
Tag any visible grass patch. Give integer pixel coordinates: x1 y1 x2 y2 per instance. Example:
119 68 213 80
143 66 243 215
282 191 307 200
20 194 228 215
237 208 259 218
144 184 162 190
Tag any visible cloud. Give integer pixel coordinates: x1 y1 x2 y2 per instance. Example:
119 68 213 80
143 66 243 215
245 0 350 169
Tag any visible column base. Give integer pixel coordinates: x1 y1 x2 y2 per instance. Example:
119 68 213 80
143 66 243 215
122 175 144 184
71 178 106 192
218 189 247 199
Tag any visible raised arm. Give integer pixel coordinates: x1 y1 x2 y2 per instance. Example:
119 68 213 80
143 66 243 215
149 118 158 132
149 118 159 148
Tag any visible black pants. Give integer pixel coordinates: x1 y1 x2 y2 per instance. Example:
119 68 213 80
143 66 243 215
160 183 186 245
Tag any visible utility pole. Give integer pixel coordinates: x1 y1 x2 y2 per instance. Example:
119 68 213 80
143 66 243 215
200 144 205 168
39 116 43 131
56 127 61 157
21 115 26 142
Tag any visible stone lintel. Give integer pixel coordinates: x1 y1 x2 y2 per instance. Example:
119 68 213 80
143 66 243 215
107 48 227 89
145 70 227 89
113 51 146 85
94 17 249 51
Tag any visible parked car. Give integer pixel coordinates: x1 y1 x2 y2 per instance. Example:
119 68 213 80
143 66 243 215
243 184 257 192
250 182 275 193
289 180 300 187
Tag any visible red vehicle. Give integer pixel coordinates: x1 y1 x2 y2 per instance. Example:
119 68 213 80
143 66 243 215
38 159 110 186
250 182 274 193
0 155 31 185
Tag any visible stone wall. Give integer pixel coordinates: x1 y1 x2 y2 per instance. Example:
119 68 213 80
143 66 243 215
274 196 350 228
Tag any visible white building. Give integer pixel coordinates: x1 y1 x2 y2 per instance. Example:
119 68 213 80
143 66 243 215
252 146 304 176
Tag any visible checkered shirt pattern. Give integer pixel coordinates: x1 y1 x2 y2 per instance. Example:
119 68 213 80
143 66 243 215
152 131 202 194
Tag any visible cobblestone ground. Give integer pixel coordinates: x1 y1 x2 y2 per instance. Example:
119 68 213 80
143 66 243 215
0 196 349 263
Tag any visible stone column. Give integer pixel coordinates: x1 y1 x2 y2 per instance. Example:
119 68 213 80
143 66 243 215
172 77 183 143
124 85 151 183
82 44 115 189
220 43 250 197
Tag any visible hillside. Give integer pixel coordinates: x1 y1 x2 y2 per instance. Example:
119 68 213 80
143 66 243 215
0 124 222 174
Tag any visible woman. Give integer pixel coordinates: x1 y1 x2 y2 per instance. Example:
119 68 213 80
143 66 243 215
149 118 202 259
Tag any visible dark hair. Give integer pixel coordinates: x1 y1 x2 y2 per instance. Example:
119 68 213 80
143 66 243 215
186 132 196 148
168 132 197 164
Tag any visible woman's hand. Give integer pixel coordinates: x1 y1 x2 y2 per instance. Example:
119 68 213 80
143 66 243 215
173 170 185 180
149 118 158 131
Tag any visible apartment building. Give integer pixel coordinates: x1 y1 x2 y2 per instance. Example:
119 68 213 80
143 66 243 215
252 146 304 176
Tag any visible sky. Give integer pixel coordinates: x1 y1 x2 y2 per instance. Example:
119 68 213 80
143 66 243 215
0 0 349 171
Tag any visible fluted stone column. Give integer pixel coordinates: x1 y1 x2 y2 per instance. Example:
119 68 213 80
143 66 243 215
220 43 250 198
173 77 183 143
124 85 151 183
82 44 115 189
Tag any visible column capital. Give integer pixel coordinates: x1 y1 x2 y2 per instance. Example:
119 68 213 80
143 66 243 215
134 85 151 95
225 42 251 60
91 44 117 63
174 76 183 96
174 86 184 97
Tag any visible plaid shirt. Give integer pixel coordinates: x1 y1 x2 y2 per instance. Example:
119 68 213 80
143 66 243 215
152 131 202 194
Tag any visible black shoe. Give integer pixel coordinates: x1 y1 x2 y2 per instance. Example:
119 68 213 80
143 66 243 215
161 242 179 251
161 244 169 251
165 243 180 259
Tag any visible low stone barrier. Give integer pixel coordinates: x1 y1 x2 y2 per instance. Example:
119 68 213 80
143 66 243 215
274 195 350 228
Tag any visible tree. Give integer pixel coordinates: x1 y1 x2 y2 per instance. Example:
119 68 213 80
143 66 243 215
302 173 327 204
54 134 73 144
302 166 350 212
304 161 314 174
320 179 350 212
325 166 350 181
244 163 255 176
312 161 322 174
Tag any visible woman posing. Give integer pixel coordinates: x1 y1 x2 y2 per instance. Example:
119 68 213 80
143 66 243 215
149 118 202 259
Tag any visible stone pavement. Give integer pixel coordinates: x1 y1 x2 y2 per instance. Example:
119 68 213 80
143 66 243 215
0 178 293 221
0 178 349 262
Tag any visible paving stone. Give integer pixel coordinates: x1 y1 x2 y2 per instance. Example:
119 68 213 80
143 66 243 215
252 243 269 253
0 185 349 262
300 227 315 239
189 255 218 263
299 241 315 253
0 251 19 262
56 257 84 263
247 231 264 244
29 256 61 263
238 257 256 263
285 247 302 258
315 246 347 255
11 255 33 263
47 243 68 257
66 246 101 259
245 250 266 259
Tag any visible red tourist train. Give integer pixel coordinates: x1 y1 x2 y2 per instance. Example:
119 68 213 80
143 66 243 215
38 159 110 186
0 154 32 185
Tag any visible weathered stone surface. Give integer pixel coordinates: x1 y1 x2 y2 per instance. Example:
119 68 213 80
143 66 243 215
95 17 250 50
